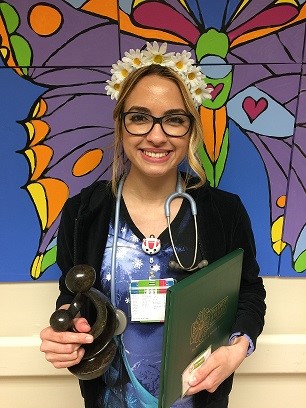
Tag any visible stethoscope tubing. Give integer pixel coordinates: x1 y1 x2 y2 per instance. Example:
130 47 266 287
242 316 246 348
110 174 127 305
110 172 198 307
164 191 197 217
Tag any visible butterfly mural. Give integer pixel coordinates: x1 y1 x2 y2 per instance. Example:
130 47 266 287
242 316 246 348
0 0 305 280
123 0 306 277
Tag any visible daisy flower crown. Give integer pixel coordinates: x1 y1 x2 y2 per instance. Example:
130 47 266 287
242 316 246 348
105 42 212 107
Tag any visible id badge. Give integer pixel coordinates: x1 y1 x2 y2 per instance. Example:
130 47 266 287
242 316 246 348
129 278 175 322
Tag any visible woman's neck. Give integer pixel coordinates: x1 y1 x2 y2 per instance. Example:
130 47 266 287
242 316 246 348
122 170 179 204
121 169 183 238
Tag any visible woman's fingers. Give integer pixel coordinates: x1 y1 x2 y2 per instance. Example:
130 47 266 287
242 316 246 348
44 347 86 368
40 317 93 369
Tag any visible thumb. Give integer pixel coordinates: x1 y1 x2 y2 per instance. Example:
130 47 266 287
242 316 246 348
74 317 92 333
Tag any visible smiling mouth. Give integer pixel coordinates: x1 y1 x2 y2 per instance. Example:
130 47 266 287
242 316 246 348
143 150 169 158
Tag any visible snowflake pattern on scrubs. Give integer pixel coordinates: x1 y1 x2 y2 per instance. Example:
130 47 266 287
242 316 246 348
98 200 195 407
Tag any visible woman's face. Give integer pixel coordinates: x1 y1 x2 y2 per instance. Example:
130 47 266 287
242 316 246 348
121 74 191 180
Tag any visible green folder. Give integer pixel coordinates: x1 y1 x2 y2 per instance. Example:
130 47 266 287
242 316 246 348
158 248 243 407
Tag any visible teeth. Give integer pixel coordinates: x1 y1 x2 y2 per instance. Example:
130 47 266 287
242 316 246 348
144 151 168 158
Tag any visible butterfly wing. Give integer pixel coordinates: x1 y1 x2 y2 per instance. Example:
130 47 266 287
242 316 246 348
0 0 121 278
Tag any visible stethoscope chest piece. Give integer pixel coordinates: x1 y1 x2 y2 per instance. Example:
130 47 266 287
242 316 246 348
115 308 128 335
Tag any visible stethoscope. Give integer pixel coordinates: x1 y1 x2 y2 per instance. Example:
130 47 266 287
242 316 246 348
110 172 208 334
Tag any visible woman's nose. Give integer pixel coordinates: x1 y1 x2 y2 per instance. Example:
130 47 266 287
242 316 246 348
146 122 168 144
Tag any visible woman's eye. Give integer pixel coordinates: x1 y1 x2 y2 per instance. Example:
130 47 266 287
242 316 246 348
165 115 185 125
130 114 149 123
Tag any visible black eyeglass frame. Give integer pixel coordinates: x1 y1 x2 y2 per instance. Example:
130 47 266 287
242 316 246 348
121 111 193 137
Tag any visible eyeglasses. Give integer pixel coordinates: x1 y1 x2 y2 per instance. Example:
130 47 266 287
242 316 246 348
121 112 193 137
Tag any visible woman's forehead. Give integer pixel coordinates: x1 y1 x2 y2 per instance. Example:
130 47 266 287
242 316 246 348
124 75 186 111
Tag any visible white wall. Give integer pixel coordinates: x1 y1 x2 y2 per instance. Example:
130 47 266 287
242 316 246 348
230 277 306 408
0 277 305 408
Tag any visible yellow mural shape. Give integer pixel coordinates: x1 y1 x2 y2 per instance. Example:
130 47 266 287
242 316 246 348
271 216 287 254
24 145 53 181
25 119 50 146
31 254 43 280
32 98 47 119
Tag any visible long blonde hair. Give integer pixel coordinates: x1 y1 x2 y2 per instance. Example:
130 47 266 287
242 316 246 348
111 64 206 194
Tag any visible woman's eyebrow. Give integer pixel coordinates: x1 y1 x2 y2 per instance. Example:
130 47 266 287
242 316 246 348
126 106 188 115
164 108 188 115
126 106 150 113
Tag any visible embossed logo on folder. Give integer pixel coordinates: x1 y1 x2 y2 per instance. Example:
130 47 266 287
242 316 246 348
190 296 229 348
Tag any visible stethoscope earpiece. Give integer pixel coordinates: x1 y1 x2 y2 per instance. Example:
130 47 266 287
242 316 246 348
168 259 208 271
168 260 179 270
198 259 209 268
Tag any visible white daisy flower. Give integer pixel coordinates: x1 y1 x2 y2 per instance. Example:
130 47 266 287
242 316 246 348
185 65 204 86
111 60 132 80
203 86 213 97
191 82 212 105
143 41 174 65
122 48 144 68
105 77 122 100
170 50 194 73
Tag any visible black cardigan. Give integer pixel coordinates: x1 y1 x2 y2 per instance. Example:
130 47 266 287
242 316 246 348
56 180 266 408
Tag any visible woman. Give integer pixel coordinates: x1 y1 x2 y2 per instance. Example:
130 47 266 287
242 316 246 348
40 42 266 408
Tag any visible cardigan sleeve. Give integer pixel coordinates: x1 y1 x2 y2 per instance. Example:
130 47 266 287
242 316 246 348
190 183 266 351
55 194 81 309
54 181 112 311
230 197 266 349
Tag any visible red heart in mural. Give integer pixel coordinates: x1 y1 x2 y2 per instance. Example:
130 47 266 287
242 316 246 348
242 96 268 123
206 83 224 101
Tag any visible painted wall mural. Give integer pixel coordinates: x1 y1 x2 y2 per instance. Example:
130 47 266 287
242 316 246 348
0 0 305 282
